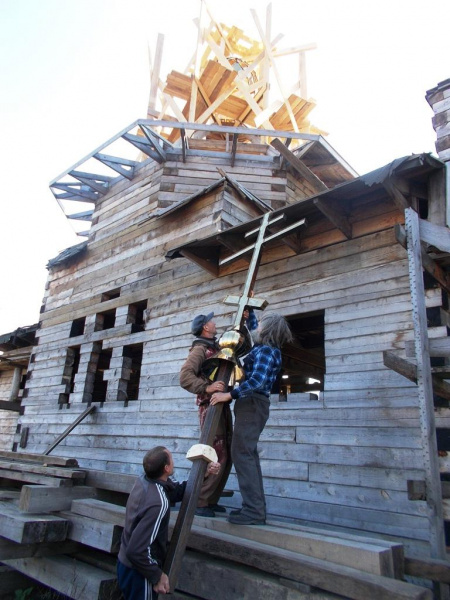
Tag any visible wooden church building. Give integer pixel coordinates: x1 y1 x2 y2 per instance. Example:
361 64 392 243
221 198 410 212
1 7 450 599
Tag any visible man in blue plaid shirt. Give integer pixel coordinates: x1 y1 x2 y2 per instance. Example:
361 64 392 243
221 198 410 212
211 312 293 525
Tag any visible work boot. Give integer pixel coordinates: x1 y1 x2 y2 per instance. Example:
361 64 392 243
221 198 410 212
208 503 226 513
195 507 215 517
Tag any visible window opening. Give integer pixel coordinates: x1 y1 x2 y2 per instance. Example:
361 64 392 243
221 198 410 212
101 288 121 302
95 309 116 331
70 317 86 337
279 310 325 401
59 346 81 405
92 346 112 402
129 300 148 329
123 343 144 402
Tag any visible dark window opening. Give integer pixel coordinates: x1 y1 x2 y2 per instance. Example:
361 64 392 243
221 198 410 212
123 343 144 402
92 347 112 402
101 289 121 302
278 310 325 401
95 309 116 331
60 346 81 405
70 317 86 337
129 300 148 328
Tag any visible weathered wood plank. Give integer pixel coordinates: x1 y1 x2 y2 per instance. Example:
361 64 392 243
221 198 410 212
19 485 97 513
404 554 450 584
183 525 431 600
2 556 121 600
0 538 79 560
58 511 122 553
0 501 68 544
186 517 400 577
70 498 125 526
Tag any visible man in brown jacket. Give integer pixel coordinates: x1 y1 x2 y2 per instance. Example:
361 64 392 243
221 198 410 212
179 312 231 517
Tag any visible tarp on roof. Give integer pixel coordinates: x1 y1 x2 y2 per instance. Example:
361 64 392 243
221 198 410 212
47 241 88 269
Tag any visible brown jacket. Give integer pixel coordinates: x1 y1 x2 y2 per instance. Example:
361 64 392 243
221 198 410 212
179 338 218 404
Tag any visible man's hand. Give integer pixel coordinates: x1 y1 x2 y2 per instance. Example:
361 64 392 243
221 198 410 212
153 572 170 594
210 391 232 405
206 381 225 394
207 461 220 475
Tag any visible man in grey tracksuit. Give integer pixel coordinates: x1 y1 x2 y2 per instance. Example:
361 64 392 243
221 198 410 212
117 446 219 599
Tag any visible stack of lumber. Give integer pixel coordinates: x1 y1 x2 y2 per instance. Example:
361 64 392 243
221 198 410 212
0 454 443 600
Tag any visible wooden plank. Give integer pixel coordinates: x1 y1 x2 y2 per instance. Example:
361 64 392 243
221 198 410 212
0 460 85 480
185 516 400 577
419 218 450 252
0 538 79 560
84 469 137 493
313 197 353 239
58 511 122 553
44 404 96 455
70 498 125 526
2 556 121 600
19 485 98 513
271 138 328 192
404 555 450 584
0 469 74 487
183 525 431 600
0 501 68 544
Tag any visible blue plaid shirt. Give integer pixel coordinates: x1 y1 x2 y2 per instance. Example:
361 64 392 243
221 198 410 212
231 344 281 399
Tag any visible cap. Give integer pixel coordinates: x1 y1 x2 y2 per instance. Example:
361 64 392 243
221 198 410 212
191 312 214 336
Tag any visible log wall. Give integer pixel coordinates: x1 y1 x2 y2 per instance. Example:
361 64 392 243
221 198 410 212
19 151 433 554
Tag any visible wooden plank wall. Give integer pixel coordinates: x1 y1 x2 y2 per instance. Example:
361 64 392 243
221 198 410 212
0 370 19 451
19 152 433 554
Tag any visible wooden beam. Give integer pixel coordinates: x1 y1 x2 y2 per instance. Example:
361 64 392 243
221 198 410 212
0 451 78 467
383 350 450 401
121 133 163 163
2 556 119 600
404 555 450 584
383 179 410 211
230 133 238 167
44 405 96 456
148 33 164 111
313 197 352 239
404 207 446 559
419 218 450 253
0 539 79 561
396 224 450 296
139 125 167 162
93 153 136 180
184 526 431 600
19 485 97 513
0 501 68 544
271 138 328 192
179 249 219 277
0 401 21 412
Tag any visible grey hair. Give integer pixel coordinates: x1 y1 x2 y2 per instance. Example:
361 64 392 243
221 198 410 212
253 312 293 348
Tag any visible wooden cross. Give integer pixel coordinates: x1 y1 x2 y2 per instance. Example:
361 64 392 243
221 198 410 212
163 210 307 592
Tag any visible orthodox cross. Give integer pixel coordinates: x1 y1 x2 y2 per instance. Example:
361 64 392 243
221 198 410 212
163 210 307 592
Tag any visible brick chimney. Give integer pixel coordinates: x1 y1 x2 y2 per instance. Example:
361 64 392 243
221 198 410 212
426 79 450 225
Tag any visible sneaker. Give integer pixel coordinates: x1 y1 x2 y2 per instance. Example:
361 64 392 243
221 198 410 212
208 504 227 513
229 508 241 516
227 512 265 525
195 507 216 518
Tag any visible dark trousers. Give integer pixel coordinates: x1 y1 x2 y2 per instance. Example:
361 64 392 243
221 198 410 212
198 403 233 507
117 560 157 600
231 393 270 519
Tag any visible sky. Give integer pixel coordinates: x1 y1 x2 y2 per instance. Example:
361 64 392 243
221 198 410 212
0 0 448 333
